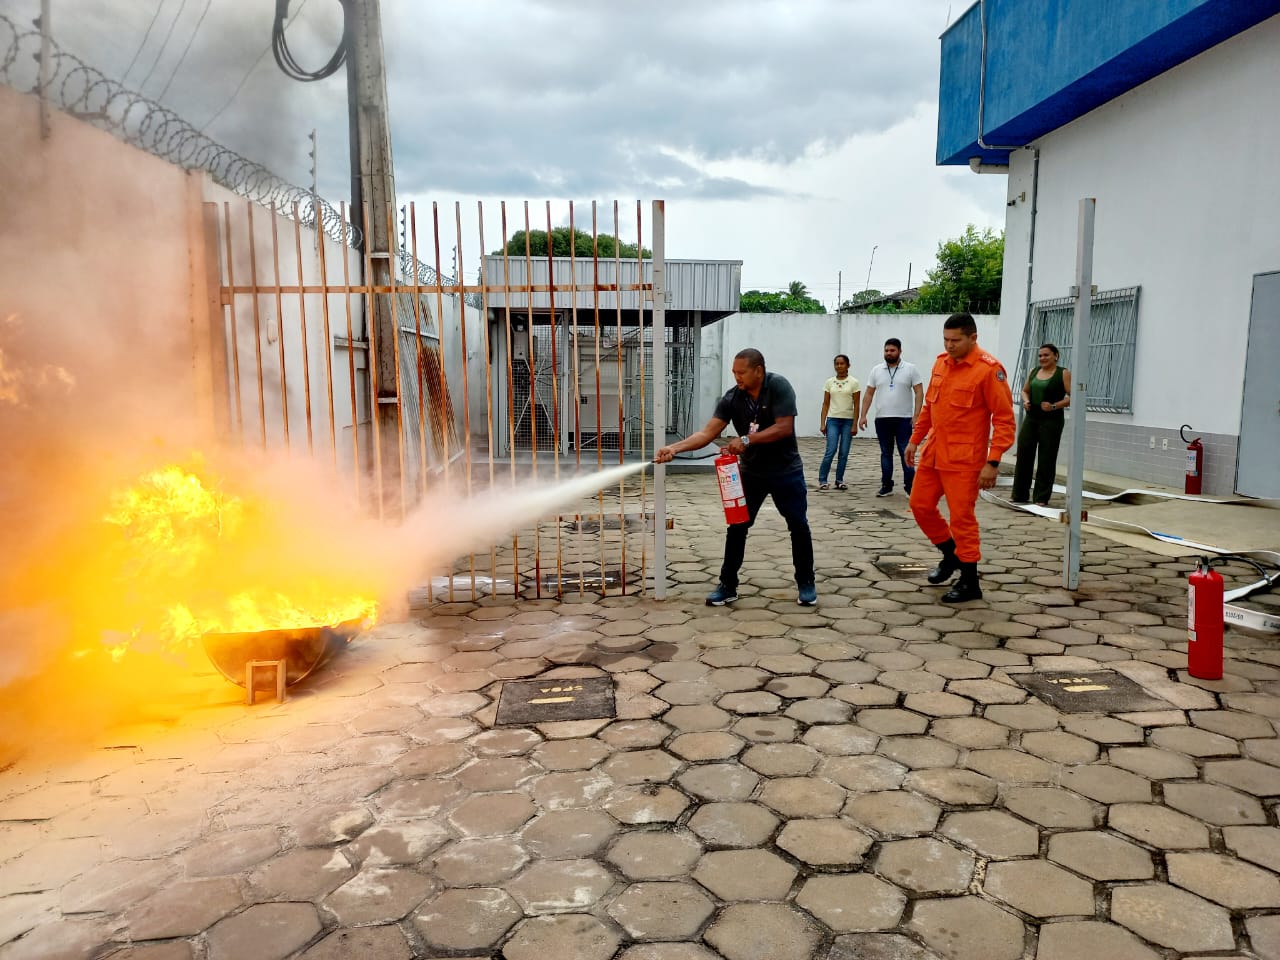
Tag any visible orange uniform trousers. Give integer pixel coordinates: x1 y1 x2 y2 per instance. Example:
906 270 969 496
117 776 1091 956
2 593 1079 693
909 464 982 563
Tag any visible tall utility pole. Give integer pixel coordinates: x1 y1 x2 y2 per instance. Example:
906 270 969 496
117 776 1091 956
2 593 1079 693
864 244 878 291
345 0 401 510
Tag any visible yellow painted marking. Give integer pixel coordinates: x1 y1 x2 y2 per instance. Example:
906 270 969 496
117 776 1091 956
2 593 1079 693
1063 684 1110 693
529 695 577 704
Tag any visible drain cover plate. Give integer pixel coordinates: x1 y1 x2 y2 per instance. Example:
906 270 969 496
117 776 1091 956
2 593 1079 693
874 560 932 579
496 676 616 725
840 509 906 521
1012 671 1168 714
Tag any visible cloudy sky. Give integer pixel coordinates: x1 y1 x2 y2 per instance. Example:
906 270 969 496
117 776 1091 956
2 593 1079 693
12 0 1004 305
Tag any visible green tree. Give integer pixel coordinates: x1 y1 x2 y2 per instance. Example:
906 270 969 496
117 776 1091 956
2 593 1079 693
839 289 882 311
493 227 651 259
916 225 1004 313
740 287 825 314
787 280 809 299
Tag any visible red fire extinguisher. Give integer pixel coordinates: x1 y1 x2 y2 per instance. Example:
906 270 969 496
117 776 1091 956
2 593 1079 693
715 450 750 525
1187 557 1223 680
1181 424 1203 496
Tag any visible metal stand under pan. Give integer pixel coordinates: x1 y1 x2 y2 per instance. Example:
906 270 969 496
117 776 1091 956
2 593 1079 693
202 618 365 703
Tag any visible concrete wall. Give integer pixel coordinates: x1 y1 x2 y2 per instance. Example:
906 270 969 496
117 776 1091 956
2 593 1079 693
997 14 1280 493
700 312 1002 438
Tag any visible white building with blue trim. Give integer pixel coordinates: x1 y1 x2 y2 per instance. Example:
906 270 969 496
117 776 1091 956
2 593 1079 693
937 1 1280 497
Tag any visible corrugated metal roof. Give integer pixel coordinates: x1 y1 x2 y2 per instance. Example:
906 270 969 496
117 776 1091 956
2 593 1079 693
481 257 741 319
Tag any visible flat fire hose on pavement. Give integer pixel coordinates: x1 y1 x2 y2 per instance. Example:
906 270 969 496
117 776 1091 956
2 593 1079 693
981 483 1280 634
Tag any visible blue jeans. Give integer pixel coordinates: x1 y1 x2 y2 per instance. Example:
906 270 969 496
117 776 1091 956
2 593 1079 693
819 418 853 484
720 468 814 590
876 417 915 490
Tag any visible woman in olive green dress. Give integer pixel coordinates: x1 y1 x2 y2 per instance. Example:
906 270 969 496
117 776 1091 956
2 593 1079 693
1012 343 1072 506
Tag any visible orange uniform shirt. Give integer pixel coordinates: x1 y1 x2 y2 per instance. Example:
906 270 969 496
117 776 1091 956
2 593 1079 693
910 346 1016 470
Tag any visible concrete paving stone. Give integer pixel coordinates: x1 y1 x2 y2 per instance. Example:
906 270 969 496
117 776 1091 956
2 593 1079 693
867 652 925 672
817 661 881 684
826 932 942 960
348 704 424 736
1223 825 1280 873
391 743 470 779
668 732 746 762
785 698 855 724
704 902 822 960
1035 921 1160 960
1203 758 1280 796
651 662 712 682
1245 737 1280 766
606 783 696 824
804 641 863 661
1150 726 1241 757
944 679 1028 705
1109 802 1211 848
607 881 715 940
741 743 821 778
907 896 1026 960
1110 883 1234 953
964 748 1057 784
100 942 194 960
655 682 721 706
1220 693 1280 718
432 837 529 885
1166 851 1280 908
608 830 702 880
877 671 946 694
56 857 178 914
0 916 114 960
535 718 613 739
938 810 1040 859
1047 830 1154 881
521 808 618 859
875 837 975 895
688 802 779 848
346 821 450 867
983 860 1094 918
777 817 874 867
505 858 614 913
727 715 797 743
600 750 683 785
323 866 438 925
599 720 672 748
754 654 819 675
901 692 974 718
1058 765 1153 803
530 738 612 771
406 716 480 743
1245 915 1280 960
448 792 538 836
1061 717 1145 745
618 945 722 960
967 651 1031 670
802 723 879 755
759 777 847 818
1003 786 1100 829
983 702 1060 731
797 874 907 933
1163 782 1267 824
693 848 798 900
764 676 831 698
844 791 941 838
285 802 372 849
708 667 771 692
371 776 464 821
876 736 960 770
1190 709 1276 739
468 728 542 757
927 660 993 681
717 691 783 714
413 887 523 951
296 925 413 960
1105 746 1198 780
903 769 997 806
246 848 355 901
122 877 241 940
205 902 321 960
819 755 908 792
663 705 733 733
103 812 205 858
531 770 614 810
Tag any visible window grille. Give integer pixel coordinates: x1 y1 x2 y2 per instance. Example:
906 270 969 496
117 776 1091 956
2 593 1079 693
1016 287 1140 414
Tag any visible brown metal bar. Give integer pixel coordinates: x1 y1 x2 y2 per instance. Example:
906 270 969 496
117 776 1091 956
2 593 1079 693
613 201 627 594
522 202 541 599
636 200 648 593
360 201 385 521
385 200 408 521
244 203 268 447
339 203 361 504
546 201 563 600
291 204 314 454
221 202 245 442
429 202 455 602
315 206 338 467
569 202 584 598
408 205 429 505
476 202 498 597
500 202 519 597
592 203 605 595
455 201 476 600
221 281 648 296
269 204 291 447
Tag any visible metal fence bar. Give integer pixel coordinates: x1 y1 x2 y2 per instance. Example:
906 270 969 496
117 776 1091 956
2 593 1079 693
360 201 385 522
569 202 585 598
269 204 291 448
636 200 647 592
408 206 429 508
290 204 314 455
522 202 541 599
339 203 361 504
315 206 338 467
592 204 606 594
384 200 407 521
221 202 245 441
545 201 563 600
477 202 498 597
429 202 455 601
244 203 268 448
500 203 519 597
613 201 627 593
455 201 477 599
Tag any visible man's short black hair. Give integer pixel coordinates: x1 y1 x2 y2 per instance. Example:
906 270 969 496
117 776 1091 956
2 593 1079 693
734 348 766 370
943 312 978 336
884 338 902 349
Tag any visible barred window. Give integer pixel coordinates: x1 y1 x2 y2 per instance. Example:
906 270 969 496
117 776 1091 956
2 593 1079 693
1015 287 1141 414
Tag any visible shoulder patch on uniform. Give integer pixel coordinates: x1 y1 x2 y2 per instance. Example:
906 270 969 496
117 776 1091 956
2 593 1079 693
979 353 998 365
996 370 1006 382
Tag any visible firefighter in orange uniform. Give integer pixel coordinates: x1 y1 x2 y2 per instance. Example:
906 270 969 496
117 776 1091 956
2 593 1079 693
905 313 1016 602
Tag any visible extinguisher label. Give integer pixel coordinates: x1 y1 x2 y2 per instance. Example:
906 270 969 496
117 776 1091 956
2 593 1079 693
717 466 744 501
1185 450 1198 476
1187 582 1195 626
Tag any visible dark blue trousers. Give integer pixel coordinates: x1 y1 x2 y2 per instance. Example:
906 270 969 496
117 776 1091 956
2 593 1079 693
876 417 915 490
720 468 814 590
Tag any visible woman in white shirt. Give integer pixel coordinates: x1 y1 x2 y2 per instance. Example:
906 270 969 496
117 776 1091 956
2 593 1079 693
818 354 861 490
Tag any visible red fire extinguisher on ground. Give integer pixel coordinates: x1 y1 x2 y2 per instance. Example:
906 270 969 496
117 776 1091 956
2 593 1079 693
1181 424 1203 496
715 450 750 525
1187 557 1224 680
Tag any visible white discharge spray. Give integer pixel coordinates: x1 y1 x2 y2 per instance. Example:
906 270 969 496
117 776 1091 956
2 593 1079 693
398 461 652 566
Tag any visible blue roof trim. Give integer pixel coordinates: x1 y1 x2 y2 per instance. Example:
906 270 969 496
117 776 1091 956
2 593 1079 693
937 1 1280 167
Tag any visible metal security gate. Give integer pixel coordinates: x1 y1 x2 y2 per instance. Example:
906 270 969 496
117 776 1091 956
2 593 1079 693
209 198 671 604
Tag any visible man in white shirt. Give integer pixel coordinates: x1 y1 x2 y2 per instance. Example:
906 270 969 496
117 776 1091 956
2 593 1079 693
857 338 924 497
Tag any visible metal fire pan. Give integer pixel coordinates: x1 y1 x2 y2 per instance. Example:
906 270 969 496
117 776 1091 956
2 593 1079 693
201 617 364 687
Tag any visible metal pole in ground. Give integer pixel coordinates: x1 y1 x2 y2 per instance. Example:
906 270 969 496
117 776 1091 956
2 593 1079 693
1063 197 1095 589
652 201 668 599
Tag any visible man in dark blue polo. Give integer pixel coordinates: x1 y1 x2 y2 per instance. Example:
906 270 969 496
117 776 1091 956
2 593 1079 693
656 348 816 606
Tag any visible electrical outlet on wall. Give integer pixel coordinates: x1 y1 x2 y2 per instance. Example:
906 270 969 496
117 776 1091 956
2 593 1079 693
1149 437 1156 448
1162 438 1169 450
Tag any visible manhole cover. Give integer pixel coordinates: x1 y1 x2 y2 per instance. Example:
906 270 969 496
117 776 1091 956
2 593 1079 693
496 676 615 725
535 568 627 591
839 509 907 521
1012 671 1169 714
874 560 932 579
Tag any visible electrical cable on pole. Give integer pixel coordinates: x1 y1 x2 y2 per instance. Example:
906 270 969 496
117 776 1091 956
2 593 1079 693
137 0 192 92
121 0 167 83
272 0 348 82
155 0 214 100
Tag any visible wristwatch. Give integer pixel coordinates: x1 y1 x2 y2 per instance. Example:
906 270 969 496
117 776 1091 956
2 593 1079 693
741 436 751 448
987 460 999 468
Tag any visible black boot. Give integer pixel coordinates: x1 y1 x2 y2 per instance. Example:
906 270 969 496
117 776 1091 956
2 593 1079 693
927 539 961 585
942 562 983 603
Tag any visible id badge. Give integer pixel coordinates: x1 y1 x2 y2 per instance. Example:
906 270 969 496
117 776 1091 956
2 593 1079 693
748 421 759 435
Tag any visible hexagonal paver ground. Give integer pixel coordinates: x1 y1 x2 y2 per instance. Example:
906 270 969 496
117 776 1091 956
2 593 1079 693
704 903 822 960
907 896 1025 960
1110 883 1234 952
983 860 1093 917
502 915 622 960
607 881 715 939
413 888 522 951
777 819 873 868
693 849 797 901
796 874 907 933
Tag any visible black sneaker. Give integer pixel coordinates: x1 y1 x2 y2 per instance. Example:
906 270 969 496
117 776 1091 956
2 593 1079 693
876 485 893 497
705 584 739 606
